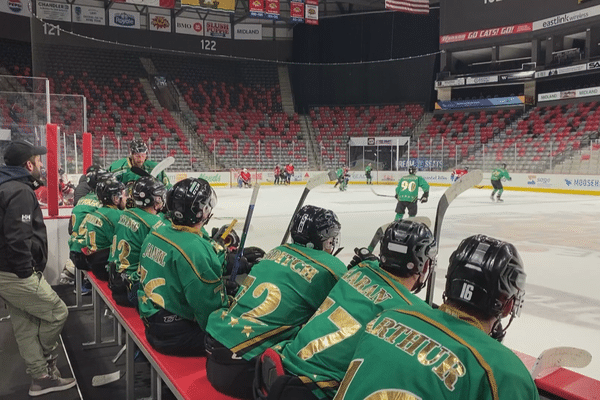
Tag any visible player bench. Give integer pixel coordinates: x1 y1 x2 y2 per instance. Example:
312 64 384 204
514 350 600 400
86 271 235 400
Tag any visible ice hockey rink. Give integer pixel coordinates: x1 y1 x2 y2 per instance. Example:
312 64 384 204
210 182 600 382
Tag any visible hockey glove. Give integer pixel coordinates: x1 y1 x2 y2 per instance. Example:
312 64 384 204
212 225 241 249
347 247 378 270
243 246 266 267
420 192 429 203
225 279 240 297
224 251 251 276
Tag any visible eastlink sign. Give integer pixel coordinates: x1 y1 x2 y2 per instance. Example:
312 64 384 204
234 23 262 40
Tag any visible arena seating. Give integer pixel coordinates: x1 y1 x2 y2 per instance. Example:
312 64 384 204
311 104 424 169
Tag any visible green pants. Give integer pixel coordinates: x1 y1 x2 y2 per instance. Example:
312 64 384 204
0 271 69 378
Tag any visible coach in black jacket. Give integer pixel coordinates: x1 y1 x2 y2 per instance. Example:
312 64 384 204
0 139 76 396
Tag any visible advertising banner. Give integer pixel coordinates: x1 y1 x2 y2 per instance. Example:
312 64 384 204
465 75 498 85
249 0 264 17
108 9 140 29
538 86 600 102
149 13 171 31
37 0 71 22
434 77 465 88
175 17 204 36
348 137 410 146
182 0 235 12
0 0 32 17
234 23 262 40
265 0 280 19
290 0 304 23
435 96 524 110
305 0 318 25
441 0 600 36
114 0 174 8
205 20 231 38
72 5 105 25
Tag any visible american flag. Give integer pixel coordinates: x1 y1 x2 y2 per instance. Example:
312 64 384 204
385 0 429 14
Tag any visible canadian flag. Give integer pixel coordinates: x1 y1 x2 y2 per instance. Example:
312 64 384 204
384 0 429 14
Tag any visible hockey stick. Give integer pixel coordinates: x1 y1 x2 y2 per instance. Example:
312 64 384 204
425 170 483 305
280 170 337 245
230 184 260 282
131 156 175 179
366 217 432 253
92 370 123 386
530 347 592 379
370 186 395 198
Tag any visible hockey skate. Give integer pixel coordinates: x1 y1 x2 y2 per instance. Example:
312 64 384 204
496 196 504 202
490 193 495 202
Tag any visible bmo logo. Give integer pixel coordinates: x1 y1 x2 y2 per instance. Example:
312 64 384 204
484 0 501 3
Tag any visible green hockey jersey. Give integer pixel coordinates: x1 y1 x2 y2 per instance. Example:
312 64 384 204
68 192 101 253
395 174 429 202
277 260 431 399
137 223 228 329
491 167 511 181
108 157 170 187
334 305 539 400
83 206 122 254
205 243 347 361
108 208 164 282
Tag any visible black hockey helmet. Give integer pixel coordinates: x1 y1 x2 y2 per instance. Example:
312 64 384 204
501 163 507 169
166 178 216 226
408 165 417 175
96 176 126 206
380 220 437 286
445 234 526 320
132 176 166 209
85 165 109 190
291 205 341 252
130 139 148 154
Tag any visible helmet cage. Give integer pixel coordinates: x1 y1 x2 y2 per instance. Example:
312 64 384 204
130 140 148 155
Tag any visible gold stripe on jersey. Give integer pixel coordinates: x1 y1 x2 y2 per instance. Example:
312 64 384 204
388 309 499 400
283 244 342 281
230 324 293 354
152 231 221 284
124 209 152 229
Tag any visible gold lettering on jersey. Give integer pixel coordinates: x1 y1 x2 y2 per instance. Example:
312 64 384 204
343 271 393 305
264 249 318 283
86 214 103 227
142 243 167 267
78 198 101 207
118 214 140 232
367 319 464 391
432 354 465 391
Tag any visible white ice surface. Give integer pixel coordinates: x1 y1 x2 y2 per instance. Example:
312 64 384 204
209 183 600 382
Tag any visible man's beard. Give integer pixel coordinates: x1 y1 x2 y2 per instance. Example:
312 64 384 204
31 164 43 181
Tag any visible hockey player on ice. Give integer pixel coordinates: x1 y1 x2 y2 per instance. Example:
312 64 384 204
394 165 429 220
238 168 252 188
451 166 469 182
490 163 512 202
